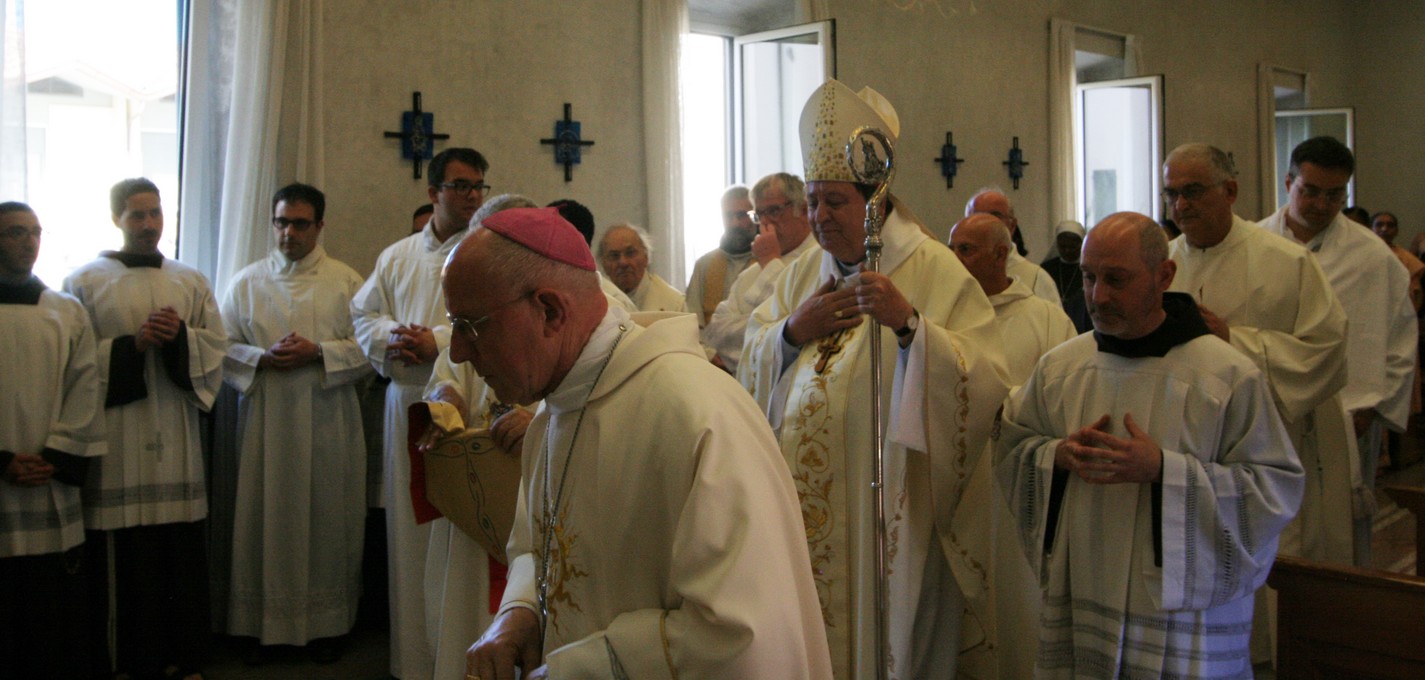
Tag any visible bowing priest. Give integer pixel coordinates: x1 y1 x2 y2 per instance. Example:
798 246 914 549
964 188 1061 304
351 147 489 679
0 202 106 680
949 213 1077 384
739 79 1009 679
64 178 227 680
418 193 539 680
220 183 371 662
996 212 1303 678
456 207 831 679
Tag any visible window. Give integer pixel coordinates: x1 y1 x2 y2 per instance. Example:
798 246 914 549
679 33 732 279
1076 76 1164 225
19 0 182 287
678 19 832 277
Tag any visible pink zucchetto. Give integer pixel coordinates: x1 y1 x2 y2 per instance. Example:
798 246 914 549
479 207 596 271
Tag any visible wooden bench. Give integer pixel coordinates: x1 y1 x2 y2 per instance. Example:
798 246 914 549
1383 484 1425 574
1269 554 1425 679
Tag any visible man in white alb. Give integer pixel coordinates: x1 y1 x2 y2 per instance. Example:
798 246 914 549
0 201 105 680
221 183 371 662
996 212 1303 678
65 178 227 680
351 147 489 678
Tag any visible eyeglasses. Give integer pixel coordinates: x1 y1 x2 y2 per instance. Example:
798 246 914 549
447 292 532 341
272 217 317 231
0 225 41 240
440 181 492 197
1160 182 1223 203
1292 182 1349 205
752 201 796 224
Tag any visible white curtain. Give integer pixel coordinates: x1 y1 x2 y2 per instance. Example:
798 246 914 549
1048 19 1141 227
179 0 324 293
0 0 26 199
179 0 324 632
642 0 687 286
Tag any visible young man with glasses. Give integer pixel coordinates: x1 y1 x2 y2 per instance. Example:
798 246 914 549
351 147 489 680
1259 136 1417 569
221 183 371 664
0 202 105 680
684 185 757 327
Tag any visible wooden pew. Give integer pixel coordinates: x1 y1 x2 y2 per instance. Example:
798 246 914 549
1268 554 1425 679
1383 484 1425 574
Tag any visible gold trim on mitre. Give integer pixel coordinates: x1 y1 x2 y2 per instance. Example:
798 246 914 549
799 79 901 183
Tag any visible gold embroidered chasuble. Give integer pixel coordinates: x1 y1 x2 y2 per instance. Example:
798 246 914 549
741 198 1009 679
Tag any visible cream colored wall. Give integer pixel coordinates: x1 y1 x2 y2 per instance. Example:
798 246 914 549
320 0 647 276
316 0 1412 275
1348 3 1425 246
826 0 1355 257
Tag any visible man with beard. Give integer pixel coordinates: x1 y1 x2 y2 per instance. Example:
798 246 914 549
996 212 1301 678
686 185 757 326
351 147 489 679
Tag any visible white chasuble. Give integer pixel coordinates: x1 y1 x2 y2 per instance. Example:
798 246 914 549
1169 216 1353 562
500 309 831 678
221 246 370 644
64 256 226 529
741 198 1008 679
997 333 1303 679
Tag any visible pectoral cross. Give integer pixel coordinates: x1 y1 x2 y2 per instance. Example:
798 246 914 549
814 329 848 374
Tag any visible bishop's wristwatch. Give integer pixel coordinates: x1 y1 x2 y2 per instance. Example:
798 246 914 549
894 309 920 338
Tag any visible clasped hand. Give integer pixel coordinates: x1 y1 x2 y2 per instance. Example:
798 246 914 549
1054 413 1163 484
260 332 321 370
784 271 914 347
386 324 438 366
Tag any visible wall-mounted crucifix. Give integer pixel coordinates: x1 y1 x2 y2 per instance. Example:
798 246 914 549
383 91 451 179
933 132 965 189
540 103 596 182
1002 136 1029 189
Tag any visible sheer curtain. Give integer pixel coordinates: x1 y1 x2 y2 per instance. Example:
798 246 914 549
643 0 687 286
179 0 325 630
0 0 26 199
179 0 324 293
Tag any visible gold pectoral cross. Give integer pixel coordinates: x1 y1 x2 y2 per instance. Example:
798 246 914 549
814 329 848 374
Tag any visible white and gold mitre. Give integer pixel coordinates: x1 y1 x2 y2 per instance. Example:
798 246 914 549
799 78 901 183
